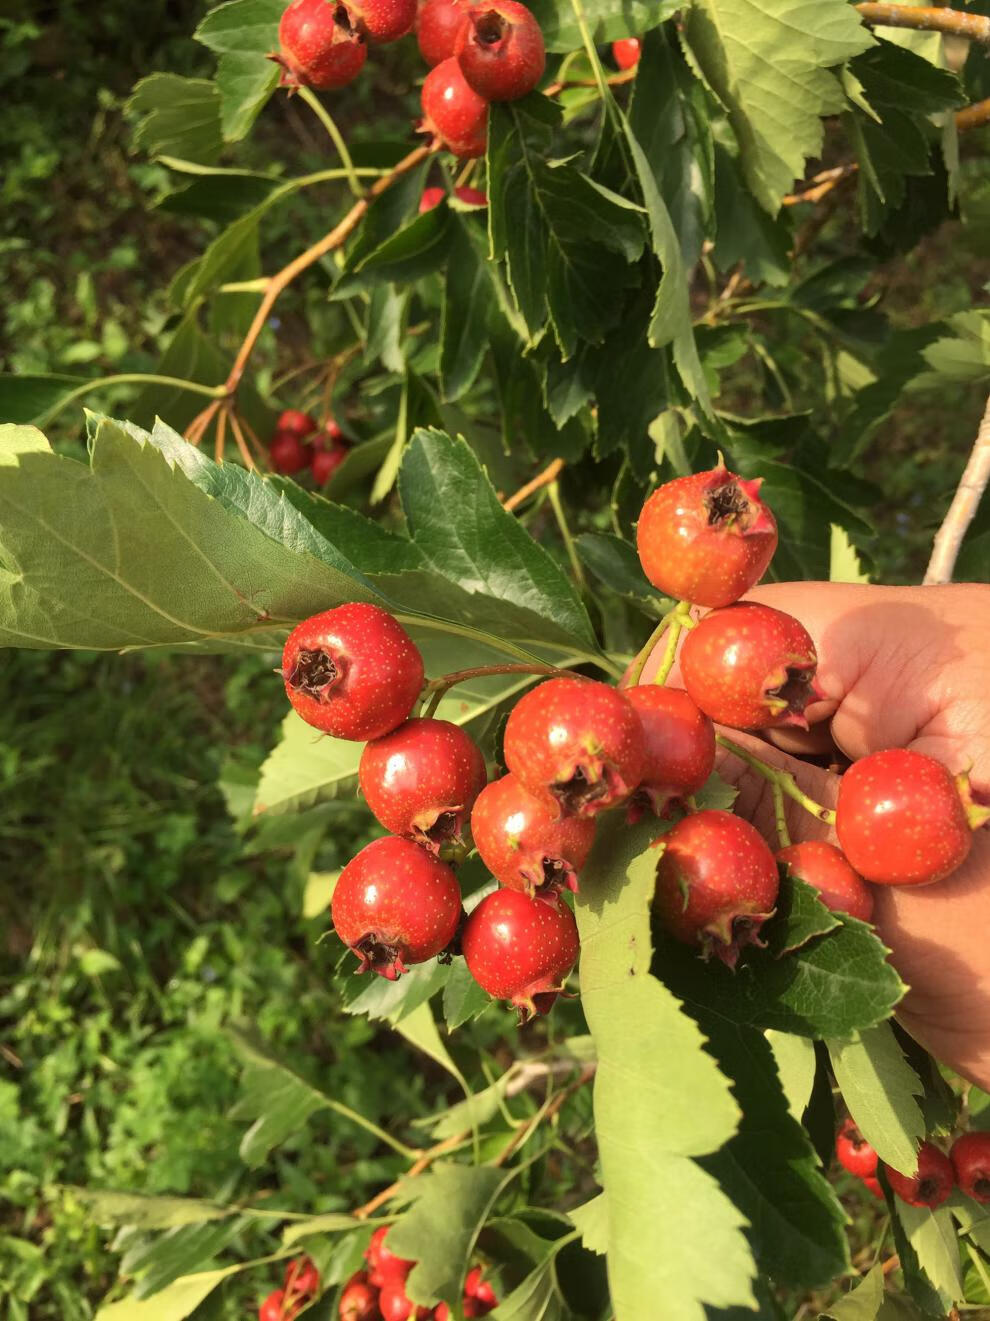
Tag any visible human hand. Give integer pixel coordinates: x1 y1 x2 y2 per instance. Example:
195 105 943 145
638 582 990 1089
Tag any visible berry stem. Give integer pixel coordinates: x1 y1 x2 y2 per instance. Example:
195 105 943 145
547 479 587 594
772 783 792 849
297 87 365 198
716 734 837 826
626 613 675 688
653 600 694 686
422 663 577 719
503 458 564 512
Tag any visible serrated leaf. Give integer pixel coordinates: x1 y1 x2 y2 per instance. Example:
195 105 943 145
194 0 281 142
281 1213 359 1247
711 144 792 287
67 1191 232 1231
683 0 874 214
526 0 678 53
129 75 223 165
575 532 668 615
821 1263 886 1320
568 1193 608 1256
766 874 842 958
828 1024 925 1176
898 1205 963 1309
416 1075 510 1141
393 1000 465 1086
830 525 871 583
441 956 493 1030
342 959 450 1025
94 1263 243 1320
914 310 990 387
765 1031 817 1123
441 221 492 402
123 1219 249 1300
576 816 755 1319
489 1256 565 1320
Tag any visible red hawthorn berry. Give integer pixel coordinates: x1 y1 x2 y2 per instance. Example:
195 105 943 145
503 677 645 819
611 37 640 69
777 841 873 923
285 1255 321 1299
421 57 489 158
636 464 778 609
365 1226 414 1287
282 603 424 741
379 1280 431 1321
259 1291 287 1321
680 602 820 731
950 1131 990 1203
883 1142 954 1209
625 686 716 815
419 186 447 212
359 718 487 851
462 888 579 1021
274 0 368 89
277 409 318 439
311 445 347 485
653 809 779 967
332 836 462 978
348 0 418 42
417 0 472 66
270 430 311 475
339 1271 379 1320
454 185 487 205
464 1267 498 1311
836 747 989 887
313 418 345 448
433 1306 449 1321
419 184 488 211
862 1175 884 1200
835 1117 878 1179
471 772 596 896
454 0 545 101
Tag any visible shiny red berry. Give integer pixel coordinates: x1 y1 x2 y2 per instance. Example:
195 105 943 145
332 836 462 978
421 57 489 158
270 430 311 475
454 185 487 205
285 1256 321 1299
471 772 596 896
464 1267 497 1311
380 1280 431 1321
419 186 447 212
417 0 472 65
282 603 424 741
883 1142 954 1208
835 1117 878 1179
950 1131 990 1203
454 0 545 101
503 678 645 819
654 810 779 967
259 1291 286 1321
462 888 579 1021
349 0 417 41
419 183 488 211
625 686 716 814
311 445 347 485
680 602 819 731
611 37 640 69
636 464 778 609
359 718 487 851
365 1226 414 1287
313 418 345 448
277 409 318 439
836 748 988 887
274 0 368 89
777 841 873 923
339 1271 380 1320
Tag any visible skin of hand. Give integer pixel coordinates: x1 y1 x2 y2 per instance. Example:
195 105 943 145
638 582 990 1091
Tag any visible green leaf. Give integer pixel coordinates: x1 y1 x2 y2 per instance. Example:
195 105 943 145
349 206 451 287
575 532 668 615
441 956 493 1030
683 0 874 213
194 0 281 142
488 1256 565 1320
914 310 990 388
94 1263 244 1320
526 0 678 53
386 1164 507 1308
828 1024 925 1175
0 373 103 427
441 221 492 402
711 144 791 287
343 959 450 1026
416 1075 510 1141
391 1000 465 1085
765 1031 817 1123
767 874 842 957
821 1263 886 1321
128 75 223 165
830 525 871 583
67 1191 232 1231
576 816 755 1319
282 1213 360 1247
228 1027 334 1166
897 1205 963 1310
568 1193 608 1256
123 1220 249 1300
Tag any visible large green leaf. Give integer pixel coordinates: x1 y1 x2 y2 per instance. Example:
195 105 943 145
683 0 874 213
526 0 678 53
821 1264 886 1321
897 1205 963 1311
828 1024 925 1176
576 816 755 1319
128 75 224 165
67 1191 233 1231
194 0 281 142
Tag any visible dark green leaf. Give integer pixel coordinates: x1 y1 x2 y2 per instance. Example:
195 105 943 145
711 144 792 287
194 0 281 142
526 0 678 53
575 532 668 615
827 1023 925 1174
441 221 492 402
765 874 841 958
128 74 223 165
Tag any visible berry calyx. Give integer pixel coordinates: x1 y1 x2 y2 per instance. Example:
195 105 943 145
273 0 368 90
636 464 778 609
454 0 545 101
285 1255 321 1299
270 430 311 475
624 686 716 815
470 772 596 896
311 445 348 485
653 809 779 967
680 602 819 731
365 1226 414 1287
836 748 988 886
417 0 472 66
611 37 640 69
503 677 645 819
359 718 487 851
950 1132 990 1203
835 1117 878 1179
282 603 424 741
348 0 418 41
259 1291 288 1321
331 836 462 977
277 409 318 439
462 888 579 1021
777 841 874 923
883 1142 954 1208
339 1271 380 1320
421 57 489 158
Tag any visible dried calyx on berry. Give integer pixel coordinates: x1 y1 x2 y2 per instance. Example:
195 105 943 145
454 0 545 101
462 888 579 1021
272 0 367 90
471 772 596 896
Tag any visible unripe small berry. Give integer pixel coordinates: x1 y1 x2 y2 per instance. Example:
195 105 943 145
421 57 489 158
777 841 874 923
462 888 579 1021
418 0 472 65
270 430 311 475
611 37 640 69
455 0 545 101
883 1142 954 1209
274 0 368 89
277 408 318 438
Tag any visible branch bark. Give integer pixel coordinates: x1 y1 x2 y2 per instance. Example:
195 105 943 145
956 96 990 132
856 4 990 43
924 390 990 584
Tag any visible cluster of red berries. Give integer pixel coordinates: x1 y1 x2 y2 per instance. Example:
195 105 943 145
836 1119 990 1210
280 462 989 1008
269 408 350 483
273 0 546 161
259 1258 321 1320
339 1226 498 1319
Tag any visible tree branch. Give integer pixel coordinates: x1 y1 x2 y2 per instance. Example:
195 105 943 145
956 96 990 132
924 390 990 584
856 3 990 43
503 458 564 511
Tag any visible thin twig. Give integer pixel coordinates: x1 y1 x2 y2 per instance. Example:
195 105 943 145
503 459 564 512
924 390 990 584
855 3 990 43
214 408 227 464
228 410 258 471
957 96 990 132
